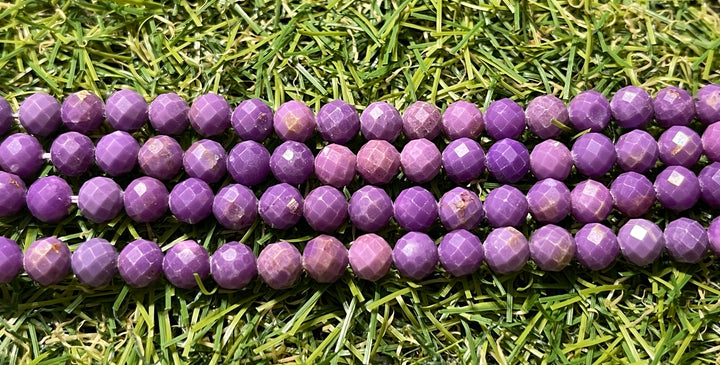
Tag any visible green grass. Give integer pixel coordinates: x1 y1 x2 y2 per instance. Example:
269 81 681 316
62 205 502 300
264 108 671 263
1 0 719 363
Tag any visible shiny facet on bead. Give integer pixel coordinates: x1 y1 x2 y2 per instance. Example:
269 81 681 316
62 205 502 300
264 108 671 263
610 86 653 129
18 93 62 136
0 237 22 283
485 98 525 140
71 238 118 287
393 232 438 281
137 135 183 180
303 186 348 233
442 100 483 140
530 139 573 180
316 100 360 144
348 186 393 232
123 177 169 222
303 235 348 283
212 184 258 230
105 89 148 132
232 98 274 141
664 218 708 263
163 240 210 289
699 162 720 208
360 101 402 142
654 166 700 212
570 180 613 223
356 140 400 185
50 132 94 176
568 90 611 132
227 141 271 186
95 131 140 176
486 139 530 183
314 144 356 188
148 93 189 135
527 178 571 224
609 172 655 217
257 241 302 289
400 138 441 183
695 84 720 125
402 101 442 140
0 133 44 179
26 176 73 223
571 132 616 178
169 178 214 224
77 177 124 223
258 183 304 229
617 219 664 266
438 230 483 277
23 237 71 285
529 224 575 271
574 223 619 270
274 100 315 142
657 126 702 167
525 94 569 139
438 187 483 231
211 242 257 290
708 217 720 257
442 138 485 183
117 239 163 288
269 141 314 185
348 234 392 281
484 185 528 228
702 122 720 162
0 171 27 217
615 130 659 173
483 227 529 274
183 139 227 184
394 186 437 232
61 90 104 134
653 86 695 128
189 93 231 137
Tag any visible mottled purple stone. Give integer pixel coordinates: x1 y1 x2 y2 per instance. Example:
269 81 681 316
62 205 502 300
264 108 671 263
438 187 483 231
232 98 274 141
570 180 613 223
442 138 485 183
303 235 348 283
117 239 163 288
269 141 314 185
400 138 441 183
485 98 525 140
77 177 124 223
653 86 695 128
609 172 655 218
211 242 257 290
314 144 356 188
61 91 104 134
402 101 442 140
486 139 530 183
610 86 653 129
18 93 62 136
654 166 700 212
148 93 189 135
227 141 270 186
699 162 720 208
0 97 12 136
137 135 183 180
212 184 258 230
483 227 530 274
169 178 214 224
617 219 664 266
183 139 227 184
525 94 569 139
709 217 720 257
574 223 619 270
356 140 400 185
442 101 483 140
571 132 616 178
303 186 348 233
123 177 169 222
526 178 571 224
23 237 71 285
348 234 392 281
0 133 43 179
257 241 302 289
615 130 659 173
0 171 27 217
529 224 575 271
0 238 22 283
316 100 360 144
348 185 393 232
393 232 438 281
71 238 118 287
189 93 231 137
26 176 72 223
360 101 402 142
702 122 720 163
484 185 528 228
105 89 148 132
50 132 94 176
274 100 315 142
657 126 702 167
530 139 573 181
664 218 708 263
163 240 210 289
394 186 437 232
95 131 140 176
258 183 304 229
568 90 611 132
695 84 720 125
438 230 483 277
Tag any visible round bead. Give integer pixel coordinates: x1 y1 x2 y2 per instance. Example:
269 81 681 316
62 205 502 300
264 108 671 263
657 126 702 167
610 86 653 129
95 131 140 176
525 94 569 139
148 93 190 135
442 100 483 140
0 133 43 179
609 172 655 217
212 184 258 230
348 186 393 232
442 138 485 183
484 185 528 228
615 130 659 173
702 122 720 162
163 240 210 289
227 141 270 186
438 187 483 231
570 180 613 223
393 232 438 281
529 224 575 271
23 237 71 285
169 178 214 224
574 223 619 270
527 178 571 224
18 93 62 136
0 237 23 283
664 218 708 263
360 101 402 142
356 140 400 185
402 101 441 140
653 86 695 128
117 239 164 288
123 177 169 222
699 162 720 208
571 132 616 178
189 93 231 137
71 238 118 287
50 132 94 176
709 217 720 257
257 241 302 289
270 141 314 185
61 90 104 134
394 186 437 232
316 100 360 144
617 219 664 266
26 176 72 223
400 138 441 183
258 183 304 229
0 97 12 136
183 139 227 184
105 89 148 132
483 227 529 275
529 139 572 181
77 177 124 223
210 242 257 290
695 84 720 125
348 233 392 281
302 235 348 283
137 135 184 180
0 171 27 217
314 144 356 188
438 230 483 277
232 98 274 142
568 90 611 132
274 100 315 142
303 186 348 233
486 138 530 183
485 98 525 140
654 165 700 212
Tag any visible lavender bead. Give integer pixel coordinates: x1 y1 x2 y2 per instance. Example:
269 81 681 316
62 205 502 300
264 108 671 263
525 94 569 139
50 132 94 176
571 132 616 178
574 223 619 270
484 185 528 228
529 225 575 271
71 238 118 287
699 162 720 208
400 138 441 183
695 84 720 125
530 139 573 181
609 172 655 217
610 86 653 129
570 180 613 223
232 98 274 141
0 97 12 136
393 232 438 281
124 177 169 222
394 186 437 232
169 178 214 224
18 93 61 136
77 177 124 223
314 144 356 188
269 141 314 185
527 178 571 224
617 219 664 266
442 100 483 140
709 217 720 257
117 239 163 288
95 131 140 176
0 172 27 217
148 93 189 135
486 139 530 183
257 242 302 289
258 183 304 229
348 186 393 232
26 176 72 223
303 186 348 233
702 122 720 162
211 242 257 290
402 101 441 140
664 218 708 263
438 187 483 231
212 184 258 230
183 139 227 184
316 100 360 144
657 126 702 167
438 230 483 277
303 235 348 283
568 90 611 132
348 234 392 281
0 133 43 179
23 237 71 285
163 240 210 289
189 93 231 137
0 238 22 283
137 135 183 180
615 130 659 173
274 100 315 142
485 98 525 140
360 101 402 142
483 227 529 275
442 138 485 183
61 91 104 134
654 166 700 212
653 86 695 128
227 141 270 186
356 140 400 185
105 89 148 132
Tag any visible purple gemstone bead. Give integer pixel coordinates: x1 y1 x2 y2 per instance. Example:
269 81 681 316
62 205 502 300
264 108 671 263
348 234 392 281
0 171 27 217
442 101 483 140
394 186 437 232
123 177 169 222
211 242 257 290
18 93 62 136
169 178 214 224
50 132 94 176
274 100 315 142
360 101 402 142
699 162 720 208
303 235 348 283
0 238 22 283
95 131 140 176
303 186 348 233
348 185 393 232
664 218 708 263
71 238 118 287
617 219 664 266
0 133 43 179
257 241 302 289
26 176 72 223
316 100 360 144
485 98 525 140
227 141 271 186
610 86 653 129
393 232 438 281
314 144 356 188
232 98 274 142
696 84 720 125
438 230 483 277
270 141 314 185
442 138 485 183
527 178 571 224
571 132 616 178
525 94 569 139
530 139 573 180
609 172 655 218
615 130 659 173
402 101 441 140
163 240 210 289
0 97 12 136
137 135 183 180
148 93 189 135
529 224 575 271
568 90 611 132
486 139 530 183
189 93 231 137
570 180 613 223
23 237 71 285
212 184 258 230
356 140 400 185
702 122 720 162
653 86 695 128
709 217 720 257
117 239 163 288
438 187 483 231
654 165 700 212
77 177 124 223
483 227 529 274
183 139 227 184
258 183 304 229
574 223 619 270
105 89 148 132
484 185 528 228
61 91 104 134
400 138 441 183
657 126 702 167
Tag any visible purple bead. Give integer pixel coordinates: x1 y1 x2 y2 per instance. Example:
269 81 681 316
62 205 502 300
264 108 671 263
26 176 72 223
400 138 441 183
303 186 348 233
394 186 437 232
527 178 571 224
486 139 530 183
438 230 483 277
0 133 43 179
525 94 569 139
258 183 304 229
0 171 27 217
163 240 210 289
105 89 148 132
709 217 720 257
0 238 22 283
211 242 257 290
570 180 613 223
615 130 659 173
438 187 483 231
702 122 720 162
212 184 257 230
574 224 619 270
442 101 483 140
274 100 315 142
303 235 348 283
356 140 400 185
71 238 118 287
348 186 393 232
442 138 485 183
664 218 708 263
227 141 271 186
617 219 664 266
123 177 169 222
148 93 190 135
95 131 140 176
609 172 655 218
485 98 525 140
0 97 12 136
696 84 720 125
232 98 274 142
183 139 227 184
654 165 700 212
169 178 214 224
393 232 438 281
571 132 616 178
314 144 356 188
316 100 360 144
189 93 231 137
610 86 653 129
653 86 695 128
360 101 402 142
568 90 611 132
402 101 441 140
530 139 573 180
77 177 124 223
348 233 392 281
117 239 163 288
483 227 529 274
269 141 314 185
50 132 94 176
657 126 702 167
529 224 575 271
18 93 62 136
484 185 528 228
137 135 183 180
699 162 720 208
61 91 104 134
23 237 71 285
257 241 302 289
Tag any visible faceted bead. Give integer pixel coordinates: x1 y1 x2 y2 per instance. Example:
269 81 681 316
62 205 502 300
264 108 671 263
105 89 148 132
50 132 94 176
0 171 27 217
163 240 210 289
23 237 71 285
568 90 611 132
137 135 183 180
360 101 402 142
356 140 400 185
257 241 302 289
530 139 572 181
71 238 118 287
183 139 227 184
441 100 483 140
438 229 483 277
77 177 124 223
0 237 22 283
148 93 189 135
570 180 613 223
484 185 528 228
708 217 720 257
270 140 314 185
610 86 653 129
0 97 12 136
664 218 708 263
483 227 529 274
400 138 441 183
526 178 571 224
348 233 392 281
227 141 270 186
303 235 348 283
485 98 525 140
574 223 619 270
258 183 304 229
402 101 441 140
699 162 720 208
274 100 315 142
26 176 73 223
314 144 356 188
348 186 393 232
571 132 616 178
657 126 702 167
653 86 695 128
232 98 274 142
525 94 569 139
211 242 257 290
442 138 485 183
702 122 720 162
189 93 231 137
212 184 258 230
169 178 214 224
394 186 437 232
18 93 62 136
123 177 169 222
609 172 655 217
617 219 664 266
61 90 104 134
438 187 483 231
316 100 360 144
117 239 164 288
393 232 438 281
695 84 720 125
654 166 700 212
486 138 530 183
615 130 659 173
0 133 44 179
529 224 575 271
303 186 348 233
95 131 140 176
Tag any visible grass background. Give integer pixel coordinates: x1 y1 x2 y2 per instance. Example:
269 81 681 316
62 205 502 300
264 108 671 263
1 0 719 363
